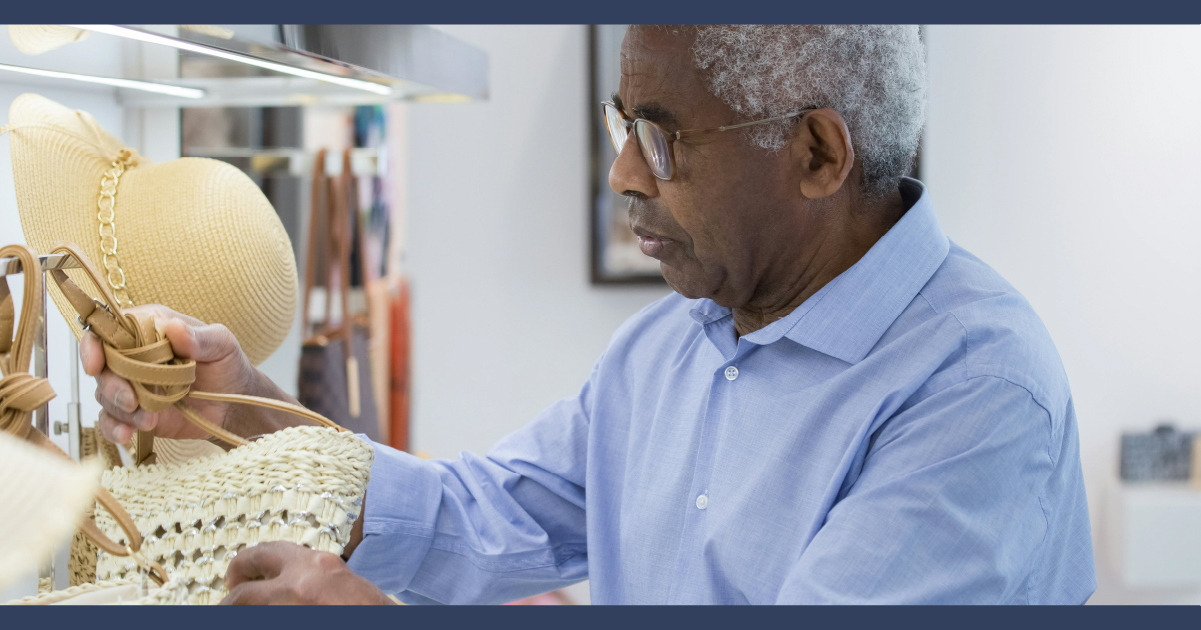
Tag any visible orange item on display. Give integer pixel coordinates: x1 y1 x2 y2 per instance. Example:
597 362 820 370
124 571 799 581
388 280 411 452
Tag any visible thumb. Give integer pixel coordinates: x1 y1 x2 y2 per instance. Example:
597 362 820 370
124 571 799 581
161 318 243 363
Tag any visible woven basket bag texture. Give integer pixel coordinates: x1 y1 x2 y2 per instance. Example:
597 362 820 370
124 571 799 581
8 578 191 605
91 426 372 605
67 428 123 586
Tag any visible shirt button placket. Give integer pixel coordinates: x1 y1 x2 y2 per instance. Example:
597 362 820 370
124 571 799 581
724 366 739 381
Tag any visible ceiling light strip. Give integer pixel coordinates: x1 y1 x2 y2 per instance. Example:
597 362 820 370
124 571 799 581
0 62 206 99
70 25 394 96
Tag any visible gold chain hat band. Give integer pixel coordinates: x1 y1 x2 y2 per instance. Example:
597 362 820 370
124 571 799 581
96 149 135 307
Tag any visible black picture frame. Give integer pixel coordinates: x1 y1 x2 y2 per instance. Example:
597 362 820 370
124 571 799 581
589 25 667 285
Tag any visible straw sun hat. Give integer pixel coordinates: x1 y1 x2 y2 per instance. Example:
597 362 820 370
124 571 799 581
2 93 297 365
6 25 90 56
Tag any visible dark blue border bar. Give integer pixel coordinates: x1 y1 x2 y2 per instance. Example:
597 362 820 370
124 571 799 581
3 0 1200 24
2 604 1198 629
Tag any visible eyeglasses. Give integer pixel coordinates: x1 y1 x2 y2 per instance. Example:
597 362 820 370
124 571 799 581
602 100 814 181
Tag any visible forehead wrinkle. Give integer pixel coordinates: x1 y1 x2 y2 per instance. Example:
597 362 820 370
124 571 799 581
620 30 720 132
619 65 684 127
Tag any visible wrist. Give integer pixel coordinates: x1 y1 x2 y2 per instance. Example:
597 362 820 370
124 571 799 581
225 368 305 437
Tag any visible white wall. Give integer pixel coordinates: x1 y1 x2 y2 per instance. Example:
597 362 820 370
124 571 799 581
405 25 670 605
924 25 1201 604
406 25 669 461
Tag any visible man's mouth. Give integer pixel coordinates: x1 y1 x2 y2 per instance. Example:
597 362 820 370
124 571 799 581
632 226 673 259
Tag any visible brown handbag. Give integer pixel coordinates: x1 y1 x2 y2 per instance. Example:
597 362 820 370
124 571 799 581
297 149 380 441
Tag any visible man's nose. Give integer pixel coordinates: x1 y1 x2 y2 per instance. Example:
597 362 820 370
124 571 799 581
608 134 660 198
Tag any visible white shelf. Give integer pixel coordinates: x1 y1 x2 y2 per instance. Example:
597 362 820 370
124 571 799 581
1105 479 1201 587
0 24 488 107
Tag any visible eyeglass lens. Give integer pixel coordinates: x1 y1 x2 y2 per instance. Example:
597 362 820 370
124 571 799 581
604 103 674 180
604 104 629 154
635 119 672 180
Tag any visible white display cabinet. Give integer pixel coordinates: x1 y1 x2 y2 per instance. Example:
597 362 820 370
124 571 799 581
1105 479 1201 587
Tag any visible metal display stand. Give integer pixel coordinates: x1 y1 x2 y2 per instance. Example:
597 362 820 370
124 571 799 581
0 252 85 593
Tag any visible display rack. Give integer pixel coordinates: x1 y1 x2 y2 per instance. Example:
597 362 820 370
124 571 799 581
3 24 489 107
0 253 86 592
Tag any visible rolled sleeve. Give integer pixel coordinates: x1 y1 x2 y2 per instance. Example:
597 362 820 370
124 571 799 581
346 439 444 595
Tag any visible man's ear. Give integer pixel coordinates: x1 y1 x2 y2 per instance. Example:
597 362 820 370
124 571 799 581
789 109 855 199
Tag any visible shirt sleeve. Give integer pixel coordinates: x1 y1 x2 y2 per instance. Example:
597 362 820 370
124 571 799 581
775 375 1065 604
345 363 596 604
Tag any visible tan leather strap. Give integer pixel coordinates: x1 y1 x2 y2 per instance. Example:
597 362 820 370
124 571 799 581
343 148 376 322
0 245 55 441
302 148 372 339
301 148 328 337
46 242 348 448
0 243 166 586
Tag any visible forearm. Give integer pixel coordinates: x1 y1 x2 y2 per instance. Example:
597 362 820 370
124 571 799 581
222 368 311 439
346 434 589 603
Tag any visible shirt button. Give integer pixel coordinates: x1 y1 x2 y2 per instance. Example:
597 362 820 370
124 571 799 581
696 494 709 510
724 366 739 381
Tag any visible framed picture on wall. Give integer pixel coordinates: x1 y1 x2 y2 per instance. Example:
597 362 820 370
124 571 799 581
589 25 665 285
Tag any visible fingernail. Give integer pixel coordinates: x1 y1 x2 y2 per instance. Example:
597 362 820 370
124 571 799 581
79 341 90 363
115 390 137 413
115 424 132 444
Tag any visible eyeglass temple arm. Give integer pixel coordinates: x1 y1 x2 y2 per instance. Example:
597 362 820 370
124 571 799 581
673 109 815 140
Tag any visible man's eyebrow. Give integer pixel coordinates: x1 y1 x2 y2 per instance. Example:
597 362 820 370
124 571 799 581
612 93 678 128
632 102 678 128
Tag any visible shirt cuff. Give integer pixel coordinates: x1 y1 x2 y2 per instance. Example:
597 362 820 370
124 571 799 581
345 437 443 595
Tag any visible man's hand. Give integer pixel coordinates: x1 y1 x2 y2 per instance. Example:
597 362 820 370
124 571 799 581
83 304 301 445
221 542 394 605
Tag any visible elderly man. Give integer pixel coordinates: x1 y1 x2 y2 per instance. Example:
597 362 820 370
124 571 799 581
87 25 1096 604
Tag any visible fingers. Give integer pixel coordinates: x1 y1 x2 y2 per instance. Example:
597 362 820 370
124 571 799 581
81 306 205 379
224 541 297 590
97 410 134 446
220 579 298 606
93 368 161 431
221 543 390 605
162 319 243 363
94 368 137 415
80 331 105 377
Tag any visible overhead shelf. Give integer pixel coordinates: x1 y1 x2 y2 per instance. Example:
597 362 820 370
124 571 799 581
1 24 489 107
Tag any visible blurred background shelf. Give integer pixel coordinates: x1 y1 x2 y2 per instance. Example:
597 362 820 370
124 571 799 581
1105 480 1201 588
3 24 488 107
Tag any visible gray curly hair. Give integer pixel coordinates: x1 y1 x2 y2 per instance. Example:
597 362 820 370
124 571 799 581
691 25 927 198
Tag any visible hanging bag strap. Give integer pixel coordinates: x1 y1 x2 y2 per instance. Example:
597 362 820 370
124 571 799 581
45 242 347 448
332 149 363 418
341 148 375 328
0 244 168 586
301 149 328 339
300 148 365 419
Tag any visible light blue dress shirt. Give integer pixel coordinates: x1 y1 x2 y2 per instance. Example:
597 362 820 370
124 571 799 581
347 179 1096 604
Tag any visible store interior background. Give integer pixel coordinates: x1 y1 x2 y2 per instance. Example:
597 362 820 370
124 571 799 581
0 25 1197 605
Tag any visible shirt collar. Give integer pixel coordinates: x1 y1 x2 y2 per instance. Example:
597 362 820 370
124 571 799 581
688 178 949 364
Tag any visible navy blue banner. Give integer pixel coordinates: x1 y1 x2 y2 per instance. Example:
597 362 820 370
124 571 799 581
2 604 1199 628
2 0 1199 24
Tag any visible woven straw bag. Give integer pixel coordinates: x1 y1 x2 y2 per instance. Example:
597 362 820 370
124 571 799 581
26 244 372 604
93 426 370 603
8 578 190 605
